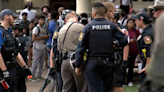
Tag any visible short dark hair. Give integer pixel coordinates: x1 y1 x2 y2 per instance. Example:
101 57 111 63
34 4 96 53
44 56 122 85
41 6 50 12
38 15 45 20
127 18 135 24
93 2 107 16
22 12 28 16
51 11 59 19
80 13 88 18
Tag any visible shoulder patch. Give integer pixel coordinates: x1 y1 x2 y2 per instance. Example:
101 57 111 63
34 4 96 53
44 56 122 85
53 31 58 39
79 33 84 41
122 28 129 36
144 36 152 44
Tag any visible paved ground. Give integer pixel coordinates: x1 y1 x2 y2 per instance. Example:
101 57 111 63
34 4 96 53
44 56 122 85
26 67 140 92
26 67 49 92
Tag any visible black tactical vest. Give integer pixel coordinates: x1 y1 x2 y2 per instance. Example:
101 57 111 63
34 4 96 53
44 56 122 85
88 25 113 56
0 27 17 62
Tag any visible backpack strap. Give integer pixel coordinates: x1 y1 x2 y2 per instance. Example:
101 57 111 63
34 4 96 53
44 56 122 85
62 22 75 45
35 26 40 36
122 18 126 25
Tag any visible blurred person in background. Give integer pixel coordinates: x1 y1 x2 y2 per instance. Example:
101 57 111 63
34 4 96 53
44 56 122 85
20 12 29 26
19 2 36 21
120 0 133 15
41 6 50 15
126 18 140 87
79 13 88 25
27 19 35 68
48 13 52 22
31 16 50 81
58 7 64 22
46 11 59 67
12 24 30 92
118 9 128 27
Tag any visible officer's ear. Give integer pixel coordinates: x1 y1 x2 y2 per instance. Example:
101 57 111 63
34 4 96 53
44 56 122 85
3 14 10 20
64 19 66 23
140 18 144 24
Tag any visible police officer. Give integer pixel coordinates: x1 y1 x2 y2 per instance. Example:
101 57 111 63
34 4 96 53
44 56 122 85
50 12 87 92
133 12 153 83
11 24 30 92
75 2 129 92
0 9 32 92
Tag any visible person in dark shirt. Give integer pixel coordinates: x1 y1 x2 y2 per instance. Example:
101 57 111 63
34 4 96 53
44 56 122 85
11 24 30 92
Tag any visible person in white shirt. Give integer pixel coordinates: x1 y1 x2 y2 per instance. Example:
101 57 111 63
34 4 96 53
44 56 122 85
117 9 128 27
19 2 36 21
120 0 133 14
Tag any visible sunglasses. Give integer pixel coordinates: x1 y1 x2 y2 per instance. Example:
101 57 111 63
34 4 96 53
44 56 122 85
153 9 163 11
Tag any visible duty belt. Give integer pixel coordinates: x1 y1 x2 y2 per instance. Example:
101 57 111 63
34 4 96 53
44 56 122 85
62 51 75 59
5 61 17 67
87 56 112 61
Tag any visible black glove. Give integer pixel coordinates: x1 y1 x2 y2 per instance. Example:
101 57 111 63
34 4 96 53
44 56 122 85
25 68 32 76
48 68 56 77
121 60 128 69
3 70 10 82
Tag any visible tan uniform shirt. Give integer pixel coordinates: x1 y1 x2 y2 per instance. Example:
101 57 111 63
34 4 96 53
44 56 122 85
57 22 84 52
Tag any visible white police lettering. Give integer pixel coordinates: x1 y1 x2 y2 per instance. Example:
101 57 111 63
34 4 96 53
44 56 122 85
92 25 111 30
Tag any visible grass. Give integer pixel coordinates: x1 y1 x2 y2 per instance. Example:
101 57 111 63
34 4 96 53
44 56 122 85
123 85 138 92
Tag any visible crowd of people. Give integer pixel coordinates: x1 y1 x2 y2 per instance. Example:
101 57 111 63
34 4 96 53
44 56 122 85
0 0 164 92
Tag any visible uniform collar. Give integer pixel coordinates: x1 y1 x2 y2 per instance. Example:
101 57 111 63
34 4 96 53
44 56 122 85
142 24 152 34
94 18 106 21
143 24 152 31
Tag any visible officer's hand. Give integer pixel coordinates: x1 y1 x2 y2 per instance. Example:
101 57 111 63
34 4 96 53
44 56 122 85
3 70 10 82
121 60 128 69
138 67 146 74
75 68 82 75
25 68 32 76
48 68 56 77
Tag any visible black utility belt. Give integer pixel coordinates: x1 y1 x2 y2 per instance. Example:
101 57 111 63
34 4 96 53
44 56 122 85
88 57 114 66
62 51 75 59
87 56 112 61
5 61 17 66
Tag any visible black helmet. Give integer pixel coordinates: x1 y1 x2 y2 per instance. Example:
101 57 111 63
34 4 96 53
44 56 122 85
61 9 72 20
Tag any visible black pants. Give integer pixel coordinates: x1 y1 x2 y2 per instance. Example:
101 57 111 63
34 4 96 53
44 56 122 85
114 64 126 87
120 5 130 14
0 65 16 92
140 57 146 83
15 66 26 92
127 53 137 83
86 59 113 92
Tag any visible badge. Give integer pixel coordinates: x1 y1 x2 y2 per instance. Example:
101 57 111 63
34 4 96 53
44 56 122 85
137 35 142 41
53 31 58 39
79 33 84 41
144 36 152 44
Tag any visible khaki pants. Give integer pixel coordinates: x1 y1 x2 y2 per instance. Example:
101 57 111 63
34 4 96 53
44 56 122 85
61 59 87 92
